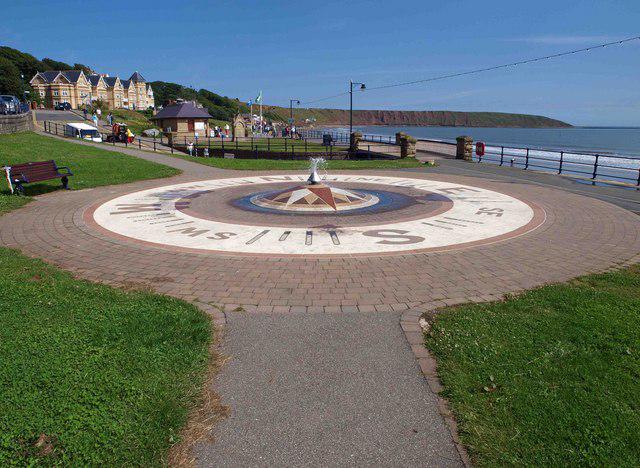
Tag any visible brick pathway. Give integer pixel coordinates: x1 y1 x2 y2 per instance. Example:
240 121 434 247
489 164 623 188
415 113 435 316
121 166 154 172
2 136 639 465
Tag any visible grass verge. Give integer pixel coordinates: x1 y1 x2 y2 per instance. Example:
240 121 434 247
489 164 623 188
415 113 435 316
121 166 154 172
0 132 179 198
425 265 640 466
171 154 424 170
0 248 211 465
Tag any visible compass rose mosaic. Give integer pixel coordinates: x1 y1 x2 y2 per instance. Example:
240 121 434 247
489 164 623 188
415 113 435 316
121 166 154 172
91 174 544 256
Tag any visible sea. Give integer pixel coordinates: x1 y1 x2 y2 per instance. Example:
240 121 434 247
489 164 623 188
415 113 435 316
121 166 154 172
351 126 640 158
319 125 640 184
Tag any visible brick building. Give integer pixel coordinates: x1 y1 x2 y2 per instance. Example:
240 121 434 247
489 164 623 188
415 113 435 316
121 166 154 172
30 70 154 110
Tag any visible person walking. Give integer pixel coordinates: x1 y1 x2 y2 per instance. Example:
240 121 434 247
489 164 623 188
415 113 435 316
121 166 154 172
187 141 194 156
92 113 99 129
96 107 102 121
107 112 113 126
83 107 88 120
224 123 230 137
203 147 209 158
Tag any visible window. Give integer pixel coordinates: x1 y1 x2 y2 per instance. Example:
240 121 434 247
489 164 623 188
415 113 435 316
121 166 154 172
53 100 59 105
39 91 45 97
53 90 59 96
62 90 68 96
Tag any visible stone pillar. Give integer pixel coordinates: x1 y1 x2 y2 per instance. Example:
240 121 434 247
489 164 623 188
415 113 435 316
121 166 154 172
456 136 473 161
349 131 362 153
398 133 417 158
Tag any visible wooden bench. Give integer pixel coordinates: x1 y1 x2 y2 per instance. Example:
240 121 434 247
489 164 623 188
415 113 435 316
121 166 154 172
3 160 73 195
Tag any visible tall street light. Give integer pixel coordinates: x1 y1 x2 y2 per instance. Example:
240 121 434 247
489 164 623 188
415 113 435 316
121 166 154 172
349 80 366 134
289 99 300 122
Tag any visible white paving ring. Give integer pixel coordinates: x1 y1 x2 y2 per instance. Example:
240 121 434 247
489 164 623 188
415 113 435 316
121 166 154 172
92 174 542 256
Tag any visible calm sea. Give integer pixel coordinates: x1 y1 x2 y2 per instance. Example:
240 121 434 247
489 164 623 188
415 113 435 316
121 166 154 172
349 126 640 159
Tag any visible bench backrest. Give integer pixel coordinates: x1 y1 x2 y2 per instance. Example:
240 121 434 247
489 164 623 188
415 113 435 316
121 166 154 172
8 160 60 183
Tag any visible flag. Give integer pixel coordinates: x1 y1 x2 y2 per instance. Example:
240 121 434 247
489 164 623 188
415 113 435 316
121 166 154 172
255 91 262 103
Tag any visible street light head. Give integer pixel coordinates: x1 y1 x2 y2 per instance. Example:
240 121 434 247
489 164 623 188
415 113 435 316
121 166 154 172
296 100 300 105
360 84 366 90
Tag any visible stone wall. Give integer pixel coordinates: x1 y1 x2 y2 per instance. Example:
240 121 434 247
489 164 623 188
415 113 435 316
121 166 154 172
0 112 35 134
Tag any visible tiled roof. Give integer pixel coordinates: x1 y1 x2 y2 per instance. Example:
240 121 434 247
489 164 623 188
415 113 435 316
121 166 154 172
151 102 212 120
61 70 83 83
121 79 131 89
88 75 102 86
129 71 146 82
103 76 119 87
38 71 62 83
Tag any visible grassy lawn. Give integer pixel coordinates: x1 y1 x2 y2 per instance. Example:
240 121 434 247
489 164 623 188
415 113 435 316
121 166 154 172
172 153 424 170
188 137 347 154
110 109 160 135
425 266 640 466
0 248 210 465
0 132 179 198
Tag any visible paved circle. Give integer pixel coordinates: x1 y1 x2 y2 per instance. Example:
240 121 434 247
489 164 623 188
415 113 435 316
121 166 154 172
91 174 541 256
1 168 638 311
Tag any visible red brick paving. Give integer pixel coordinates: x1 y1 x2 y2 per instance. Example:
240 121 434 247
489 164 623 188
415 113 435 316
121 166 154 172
1 166 638 315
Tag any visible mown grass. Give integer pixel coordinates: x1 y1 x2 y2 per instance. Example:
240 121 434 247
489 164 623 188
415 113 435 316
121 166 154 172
425 265 640 466
0 132 179 198
171 153 424 170
191 138 342 154
0 248 211 465
110 109 160 135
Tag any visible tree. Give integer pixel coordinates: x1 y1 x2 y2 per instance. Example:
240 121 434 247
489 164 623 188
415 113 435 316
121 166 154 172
0 57 25 96
41 57 72 71
73 63 95 75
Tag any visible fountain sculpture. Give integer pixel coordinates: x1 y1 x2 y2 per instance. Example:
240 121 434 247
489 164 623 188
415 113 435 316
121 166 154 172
250 157 379 212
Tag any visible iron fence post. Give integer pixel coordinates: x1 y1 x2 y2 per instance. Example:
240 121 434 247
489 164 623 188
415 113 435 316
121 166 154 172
524 148 529 169
559 151 564 174
154 140 156 152
637 168 640 187
267 138 270 151
139 138 141 149
592 154 599 180
499 146 504 166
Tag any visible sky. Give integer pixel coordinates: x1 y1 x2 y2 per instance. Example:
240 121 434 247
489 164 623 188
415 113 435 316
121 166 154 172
3 0 639 126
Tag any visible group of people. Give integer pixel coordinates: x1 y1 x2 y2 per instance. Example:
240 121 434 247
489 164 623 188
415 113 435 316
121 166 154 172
283 125 299 139
209 124 230 138
83 106 116 130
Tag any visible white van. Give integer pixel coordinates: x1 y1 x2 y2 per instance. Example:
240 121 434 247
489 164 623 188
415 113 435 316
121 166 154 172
64 122 103 142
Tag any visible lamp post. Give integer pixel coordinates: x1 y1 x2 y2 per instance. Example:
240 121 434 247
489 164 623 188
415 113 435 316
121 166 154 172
349 80 366 134
289 99 300 121
289 99 300 138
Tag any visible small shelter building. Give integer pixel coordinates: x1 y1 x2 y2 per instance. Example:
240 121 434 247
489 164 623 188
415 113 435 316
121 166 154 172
151 101 212 144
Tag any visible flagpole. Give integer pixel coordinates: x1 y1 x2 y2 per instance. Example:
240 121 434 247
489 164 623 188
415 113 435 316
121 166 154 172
259 90 263 135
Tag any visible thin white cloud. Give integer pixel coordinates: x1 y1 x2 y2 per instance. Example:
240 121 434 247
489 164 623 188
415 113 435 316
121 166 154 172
505 35 616 45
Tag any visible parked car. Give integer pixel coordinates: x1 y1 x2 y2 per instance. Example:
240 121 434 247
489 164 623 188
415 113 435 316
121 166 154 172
0 95 20 114
54 102 72 111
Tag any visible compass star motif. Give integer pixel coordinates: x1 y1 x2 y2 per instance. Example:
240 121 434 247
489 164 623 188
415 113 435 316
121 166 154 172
264 184 369 211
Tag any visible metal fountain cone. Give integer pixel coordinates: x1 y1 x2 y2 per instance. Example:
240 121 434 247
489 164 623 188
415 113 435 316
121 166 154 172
307 167 322 185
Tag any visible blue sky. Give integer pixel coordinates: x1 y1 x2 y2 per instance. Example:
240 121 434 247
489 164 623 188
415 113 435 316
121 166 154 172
3 0 639 125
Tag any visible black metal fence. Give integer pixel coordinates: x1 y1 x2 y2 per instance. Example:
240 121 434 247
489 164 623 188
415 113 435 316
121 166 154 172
475 144 640 187
299 129 397 145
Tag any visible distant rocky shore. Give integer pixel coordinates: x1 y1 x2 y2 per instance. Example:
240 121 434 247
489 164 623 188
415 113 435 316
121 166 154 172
268 107 571 128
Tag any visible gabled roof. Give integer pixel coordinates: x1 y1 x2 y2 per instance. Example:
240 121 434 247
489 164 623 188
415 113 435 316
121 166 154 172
103 76 121 88
38 71 62 83
121 79 131 89
61 70 83 83
129 71 146 82
88 74 104 87
151 102 212 120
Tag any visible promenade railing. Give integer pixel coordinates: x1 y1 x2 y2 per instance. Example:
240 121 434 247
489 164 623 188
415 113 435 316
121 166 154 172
475 143 640 187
